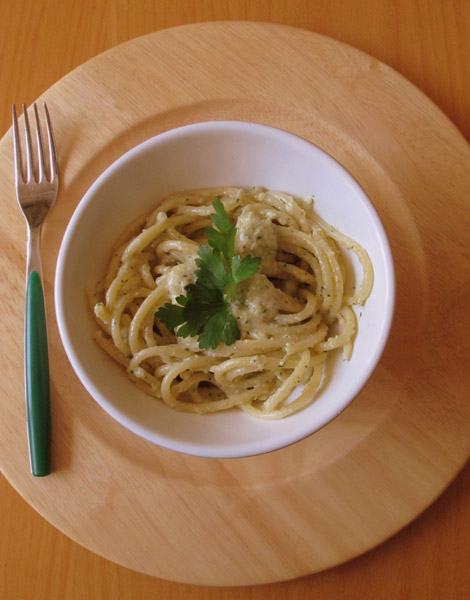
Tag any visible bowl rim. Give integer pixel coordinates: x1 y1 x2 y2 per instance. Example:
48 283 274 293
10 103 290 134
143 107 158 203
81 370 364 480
54 120 396 458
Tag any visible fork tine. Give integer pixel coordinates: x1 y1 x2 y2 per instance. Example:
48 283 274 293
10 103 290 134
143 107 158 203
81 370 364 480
43 103 58 183
33 103 46 183
22 104 35 183
12 105 25 184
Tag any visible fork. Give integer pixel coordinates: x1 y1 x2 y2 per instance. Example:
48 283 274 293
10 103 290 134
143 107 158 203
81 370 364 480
12 103 59 477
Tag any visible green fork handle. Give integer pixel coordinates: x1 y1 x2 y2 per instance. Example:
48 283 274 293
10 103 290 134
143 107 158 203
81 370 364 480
25 270 51 476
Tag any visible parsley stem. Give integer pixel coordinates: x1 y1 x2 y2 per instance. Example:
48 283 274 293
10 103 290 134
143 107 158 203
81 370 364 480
225 280 238 301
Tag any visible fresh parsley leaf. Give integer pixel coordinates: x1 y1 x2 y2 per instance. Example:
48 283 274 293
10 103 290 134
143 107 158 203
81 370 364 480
204 197 235 263
195 244 230 290
197 305 240 350
231 255 262 283
177 284 226 337
155 296 186 330
211 197 233 236
155 197 261 349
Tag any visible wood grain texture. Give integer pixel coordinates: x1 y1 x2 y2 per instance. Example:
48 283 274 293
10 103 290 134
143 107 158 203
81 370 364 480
0 2 469 599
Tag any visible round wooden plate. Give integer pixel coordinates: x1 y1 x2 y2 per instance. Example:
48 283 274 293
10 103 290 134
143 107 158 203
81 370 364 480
0 22 469 586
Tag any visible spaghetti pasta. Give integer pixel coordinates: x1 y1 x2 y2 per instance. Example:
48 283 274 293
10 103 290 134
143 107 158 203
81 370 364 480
90 187 373 419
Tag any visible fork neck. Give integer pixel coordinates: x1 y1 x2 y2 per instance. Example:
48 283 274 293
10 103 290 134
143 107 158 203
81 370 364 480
26 226 43 282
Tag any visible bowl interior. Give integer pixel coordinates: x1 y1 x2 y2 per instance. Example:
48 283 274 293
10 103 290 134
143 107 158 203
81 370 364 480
55 121 395 458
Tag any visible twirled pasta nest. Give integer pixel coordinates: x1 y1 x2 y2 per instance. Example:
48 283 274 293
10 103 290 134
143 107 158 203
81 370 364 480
90 187 373 419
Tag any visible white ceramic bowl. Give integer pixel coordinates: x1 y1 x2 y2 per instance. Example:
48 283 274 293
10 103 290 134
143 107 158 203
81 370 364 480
55 121 395 458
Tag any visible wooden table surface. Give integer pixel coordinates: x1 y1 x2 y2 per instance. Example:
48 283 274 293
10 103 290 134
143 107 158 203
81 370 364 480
1 1 469 598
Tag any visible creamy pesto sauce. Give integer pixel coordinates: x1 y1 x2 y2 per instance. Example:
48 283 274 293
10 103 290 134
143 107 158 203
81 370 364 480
235 206 278 275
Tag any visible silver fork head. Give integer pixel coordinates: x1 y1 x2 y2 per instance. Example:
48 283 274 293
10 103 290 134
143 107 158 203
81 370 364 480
13 102 59 185
12 103 59 226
